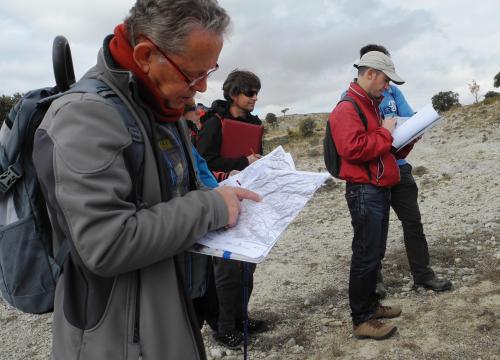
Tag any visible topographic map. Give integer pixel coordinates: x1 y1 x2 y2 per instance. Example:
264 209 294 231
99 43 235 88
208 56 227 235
192 146 330 263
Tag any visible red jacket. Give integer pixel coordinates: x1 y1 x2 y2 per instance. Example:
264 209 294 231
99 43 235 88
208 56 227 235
329 82 400 187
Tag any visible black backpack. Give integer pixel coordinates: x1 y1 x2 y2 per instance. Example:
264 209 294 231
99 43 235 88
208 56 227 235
323 96 371 179
0 36 144 314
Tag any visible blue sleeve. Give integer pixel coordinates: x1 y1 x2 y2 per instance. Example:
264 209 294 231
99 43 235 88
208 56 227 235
392 86 414 117
191 145 219 189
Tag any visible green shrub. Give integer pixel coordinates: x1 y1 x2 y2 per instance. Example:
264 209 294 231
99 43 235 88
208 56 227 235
298 117 316 137
494 71 500 88
265 112 278 128
432 91 460 112
0 93 23 126
484 90 500 99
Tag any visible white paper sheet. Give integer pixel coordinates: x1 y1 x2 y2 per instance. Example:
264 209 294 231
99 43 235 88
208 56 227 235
191 146 330 263
391 103 441 150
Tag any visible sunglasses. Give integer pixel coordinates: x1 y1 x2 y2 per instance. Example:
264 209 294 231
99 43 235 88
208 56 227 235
241 89 259 97
143 36 219 88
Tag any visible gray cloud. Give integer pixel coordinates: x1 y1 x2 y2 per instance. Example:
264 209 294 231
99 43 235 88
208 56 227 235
1 0 499 116
213 1 436 114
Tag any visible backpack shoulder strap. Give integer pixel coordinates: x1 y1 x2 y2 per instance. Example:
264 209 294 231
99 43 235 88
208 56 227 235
337 96 372 180
213 112 223 124
43 78 145 190
80 79 145 204
3 78 143 201
338 96 368 130
52 79 145 267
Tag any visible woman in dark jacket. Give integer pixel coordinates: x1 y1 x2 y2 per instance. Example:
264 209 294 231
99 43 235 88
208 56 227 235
196 70 268 348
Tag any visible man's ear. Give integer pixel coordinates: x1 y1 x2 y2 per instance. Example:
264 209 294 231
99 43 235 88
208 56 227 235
133 42 155 73
366 68 377 80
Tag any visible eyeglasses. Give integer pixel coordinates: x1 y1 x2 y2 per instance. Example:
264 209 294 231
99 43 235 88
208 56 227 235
143 36 219 88
241 89 259 97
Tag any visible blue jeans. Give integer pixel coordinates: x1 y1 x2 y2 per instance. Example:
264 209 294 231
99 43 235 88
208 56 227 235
345 183 391 325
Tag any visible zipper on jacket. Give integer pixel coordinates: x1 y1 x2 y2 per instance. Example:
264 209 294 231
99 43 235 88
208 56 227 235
185 253 193 296
133 271 141 349
370 94 383 185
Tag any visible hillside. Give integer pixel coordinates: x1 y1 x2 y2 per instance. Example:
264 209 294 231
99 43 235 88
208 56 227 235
0 99 499 359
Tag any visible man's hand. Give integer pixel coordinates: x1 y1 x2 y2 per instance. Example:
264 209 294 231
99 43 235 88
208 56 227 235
215 186 262 227
246 153 262 164
382 117 397 133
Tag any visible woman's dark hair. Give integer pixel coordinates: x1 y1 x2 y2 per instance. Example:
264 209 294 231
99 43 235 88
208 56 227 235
222 69 261 102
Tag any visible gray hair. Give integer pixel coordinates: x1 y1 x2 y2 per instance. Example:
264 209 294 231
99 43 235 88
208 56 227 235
125 0 231 55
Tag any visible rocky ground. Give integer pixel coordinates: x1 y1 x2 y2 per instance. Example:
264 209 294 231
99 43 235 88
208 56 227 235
1 100 499 359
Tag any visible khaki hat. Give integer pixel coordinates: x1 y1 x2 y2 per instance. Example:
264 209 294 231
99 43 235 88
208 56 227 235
354 51 405 85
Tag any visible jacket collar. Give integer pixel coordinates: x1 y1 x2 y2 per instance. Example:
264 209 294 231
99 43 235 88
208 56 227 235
204 99 262 125
347 81 382 108
83 35 141 103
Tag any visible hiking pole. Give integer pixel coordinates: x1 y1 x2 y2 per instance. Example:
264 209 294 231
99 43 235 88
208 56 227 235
243 262 250 360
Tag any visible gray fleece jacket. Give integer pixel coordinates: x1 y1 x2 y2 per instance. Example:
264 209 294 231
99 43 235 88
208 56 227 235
33 38 228 360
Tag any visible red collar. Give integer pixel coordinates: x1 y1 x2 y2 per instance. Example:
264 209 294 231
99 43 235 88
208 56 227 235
347 82 382 107
108 23 183 123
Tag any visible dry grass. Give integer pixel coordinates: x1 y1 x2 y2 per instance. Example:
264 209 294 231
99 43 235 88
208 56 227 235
442 99 500 131
478 266 500 284
308 286 342 307
400 341 422 352
256 318 312 351
412 165 428 176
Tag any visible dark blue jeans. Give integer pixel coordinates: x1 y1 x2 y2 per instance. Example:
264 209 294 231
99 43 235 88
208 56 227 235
345 183 391 325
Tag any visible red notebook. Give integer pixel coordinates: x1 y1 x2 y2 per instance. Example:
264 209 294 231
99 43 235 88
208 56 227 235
220 118 264 157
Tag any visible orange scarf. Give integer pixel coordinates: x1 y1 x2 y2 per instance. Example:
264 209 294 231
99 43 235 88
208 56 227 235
109 23 183 123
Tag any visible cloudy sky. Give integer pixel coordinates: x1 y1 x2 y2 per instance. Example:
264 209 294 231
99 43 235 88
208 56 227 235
1 0 499 116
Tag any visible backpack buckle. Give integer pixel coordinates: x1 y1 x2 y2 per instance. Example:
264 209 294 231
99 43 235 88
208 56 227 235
0 166 21 193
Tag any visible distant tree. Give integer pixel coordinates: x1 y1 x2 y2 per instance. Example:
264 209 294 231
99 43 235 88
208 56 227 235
0 93 23 126
432 91 460 112
265 112 278 128
298 117 316 137
494 71 500 88
468 79 480 104
281 107 289 118
484 90 500 99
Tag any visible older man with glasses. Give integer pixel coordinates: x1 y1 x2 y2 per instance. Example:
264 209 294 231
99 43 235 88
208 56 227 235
32 1 262 359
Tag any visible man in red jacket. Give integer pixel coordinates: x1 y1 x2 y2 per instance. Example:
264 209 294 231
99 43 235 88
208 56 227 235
329 51 406 340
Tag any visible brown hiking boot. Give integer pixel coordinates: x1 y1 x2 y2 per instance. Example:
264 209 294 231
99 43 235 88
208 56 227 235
373 304 402 319
353 319 397 340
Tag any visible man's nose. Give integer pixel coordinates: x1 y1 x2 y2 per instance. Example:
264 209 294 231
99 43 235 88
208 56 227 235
192 77 208 92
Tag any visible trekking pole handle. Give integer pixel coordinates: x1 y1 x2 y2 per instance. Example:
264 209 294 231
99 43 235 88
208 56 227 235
52 35 76 92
